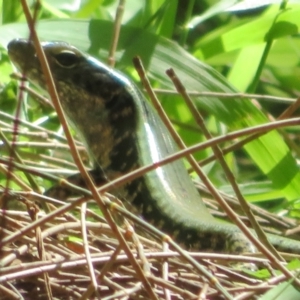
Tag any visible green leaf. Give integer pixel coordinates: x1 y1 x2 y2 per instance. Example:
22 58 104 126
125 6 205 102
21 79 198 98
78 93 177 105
265 20 298 40
189 0 238 27
227 44 265 91
196 5 300 59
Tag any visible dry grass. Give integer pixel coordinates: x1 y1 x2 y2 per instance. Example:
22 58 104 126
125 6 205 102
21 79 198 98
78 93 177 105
1 173 300 299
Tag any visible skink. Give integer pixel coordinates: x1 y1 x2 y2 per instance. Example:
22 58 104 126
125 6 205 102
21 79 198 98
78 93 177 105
7 38 300 254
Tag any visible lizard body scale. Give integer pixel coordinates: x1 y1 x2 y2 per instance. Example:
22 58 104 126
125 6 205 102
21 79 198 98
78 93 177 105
7 38 300 254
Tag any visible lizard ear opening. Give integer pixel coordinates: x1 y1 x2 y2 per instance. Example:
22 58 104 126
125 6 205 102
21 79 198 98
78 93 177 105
53 50 79 68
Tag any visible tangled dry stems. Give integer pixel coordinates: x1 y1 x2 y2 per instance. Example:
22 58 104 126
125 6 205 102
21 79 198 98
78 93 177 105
1 92 300 299
1 188 300 299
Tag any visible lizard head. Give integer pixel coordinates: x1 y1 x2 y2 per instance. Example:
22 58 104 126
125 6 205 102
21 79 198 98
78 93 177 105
8 38 139 173
8 39 85 90
7 38 129 101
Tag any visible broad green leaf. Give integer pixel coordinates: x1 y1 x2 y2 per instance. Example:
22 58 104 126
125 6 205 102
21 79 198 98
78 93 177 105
227 44 265 91
196 5 300 59
156 0 177 38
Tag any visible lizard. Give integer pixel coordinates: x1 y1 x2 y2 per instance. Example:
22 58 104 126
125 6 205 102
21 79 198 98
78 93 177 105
7 38 300 254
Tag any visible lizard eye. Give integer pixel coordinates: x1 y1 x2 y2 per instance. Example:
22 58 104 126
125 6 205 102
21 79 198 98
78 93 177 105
53 50 79 68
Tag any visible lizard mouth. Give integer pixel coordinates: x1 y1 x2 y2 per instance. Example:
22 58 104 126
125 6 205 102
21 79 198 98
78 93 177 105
7 39 55 92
